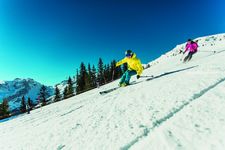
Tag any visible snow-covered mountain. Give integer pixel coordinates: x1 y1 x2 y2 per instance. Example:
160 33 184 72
0 78 54 111
55 79 76 95
0 33 225 150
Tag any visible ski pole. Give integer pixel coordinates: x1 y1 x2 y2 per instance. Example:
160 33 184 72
140 75 154 78
198 50 216 53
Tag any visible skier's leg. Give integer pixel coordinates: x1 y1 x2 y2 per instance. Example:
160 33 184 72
124 70 137 84
119 71 128 84
188 53 193 61
183 55 188 62
188 51 196 61
183 52 191 62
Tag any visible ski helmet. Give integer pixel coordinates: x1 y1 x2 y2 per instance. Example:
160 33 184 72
125 50 133 57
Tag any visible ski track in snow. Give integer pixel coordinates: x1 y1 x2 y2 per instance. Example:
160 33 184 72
60 106 83 116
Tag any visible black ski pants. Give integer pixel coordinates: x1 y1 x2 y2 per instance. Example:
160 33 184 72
183 51 197 62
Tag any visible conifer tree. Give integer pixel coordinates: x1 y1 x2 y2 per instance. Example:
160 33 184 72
97 58 105 85
67 76 74 98
39 85 49 106
75 69 80 93
54 86 61 102
20 96 26 113
91 65 97 88
27 97 33 110
86 63 92 90
1 99 9 117
76 62 88 93
63 85 68 99
0 102 2 117
107 64 111 82
76 75 81 93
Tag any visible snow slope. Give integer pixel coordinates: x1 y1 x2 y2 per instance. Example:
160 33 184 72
0 33 225 150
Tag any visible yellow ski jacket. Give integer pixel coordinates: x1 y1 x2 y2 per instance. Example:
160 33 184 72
116 53 143 75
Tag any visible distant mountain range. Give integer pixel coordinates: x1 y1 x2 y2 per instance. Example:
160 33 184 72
0 78 54 112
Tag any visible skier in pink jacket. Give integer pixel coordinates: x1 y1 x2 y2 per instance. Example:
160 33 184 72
183 39 198 62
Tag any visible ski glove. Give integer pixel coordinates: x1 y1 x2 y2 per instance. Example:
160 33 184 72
137 75 140 79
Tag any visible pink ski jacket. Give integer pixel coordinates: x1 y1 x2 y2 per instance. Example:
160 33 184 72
185 42 198 53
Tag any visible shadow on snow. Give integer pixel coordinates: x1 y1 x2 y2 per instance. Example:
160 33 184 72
146 65 198 81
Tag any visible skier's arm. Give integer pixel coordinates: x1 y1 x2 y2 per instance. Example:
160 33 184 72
184 47 188 53
136 60 143 76
193 43 198 51
184 43 190 53
116 58 127 67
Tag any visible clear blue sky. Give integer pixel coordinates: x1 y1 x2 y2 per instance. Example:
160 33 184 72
0 0 225 86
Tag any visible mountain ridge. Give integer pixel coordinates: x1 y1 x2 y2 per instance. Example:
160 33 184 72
0 78 54 111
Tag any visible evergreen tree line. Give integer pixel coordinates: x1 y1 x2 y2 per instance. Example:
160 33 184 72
76 58 122 94
0 96 34 118
0 84 52 118
20 85 51 113
20 96 34 114
53 58 126 102
76 58 123 94
53 76 75 102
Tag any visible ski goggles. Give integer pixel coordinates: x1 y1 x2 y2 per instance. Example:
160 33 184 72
125 53 132 57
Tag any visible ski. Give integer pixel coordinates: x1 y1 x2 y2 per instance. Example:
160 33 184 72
99 81 139 95
99 87 120 95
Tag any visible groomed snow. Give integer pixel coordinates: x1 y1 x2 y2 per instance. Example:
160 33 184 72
0 33 225 150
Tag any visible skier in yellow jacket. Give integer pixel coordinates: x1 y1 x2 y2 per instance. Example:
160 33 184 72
116 50 143 86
